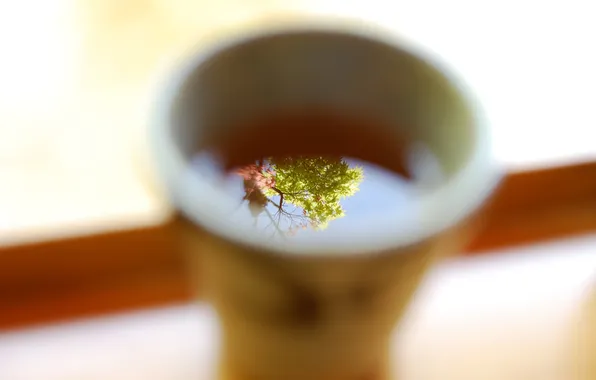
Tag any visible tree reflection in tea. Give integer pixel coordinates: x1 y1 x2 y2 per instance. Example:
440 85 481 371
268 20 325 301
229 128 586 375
237 156 364 234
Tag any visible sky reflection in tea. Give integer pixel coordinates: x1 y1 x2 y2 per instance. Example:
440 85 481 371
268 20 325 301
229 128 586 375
190 151 439 245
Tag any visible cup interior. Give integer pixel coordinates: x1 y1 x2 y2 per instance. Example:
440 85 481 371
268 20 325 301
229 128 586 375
152 24 500 255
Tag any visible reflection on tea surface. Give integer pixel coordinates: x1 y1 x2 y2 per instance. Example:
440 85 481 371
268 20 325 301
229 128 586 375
236 156 364 233
191 151 442 245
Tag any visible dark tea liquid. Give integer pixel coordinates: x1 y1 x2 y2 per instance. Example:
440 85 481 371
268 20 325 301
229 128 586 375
190 111 443 245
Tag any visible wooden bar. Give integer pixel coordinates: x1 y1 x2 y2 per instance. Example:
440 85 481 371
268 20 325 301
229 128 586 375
1 161 595 330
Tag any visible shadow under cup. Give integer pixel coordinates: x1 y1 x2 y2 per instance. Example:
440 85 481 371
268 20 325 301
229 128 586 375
151 25 501 380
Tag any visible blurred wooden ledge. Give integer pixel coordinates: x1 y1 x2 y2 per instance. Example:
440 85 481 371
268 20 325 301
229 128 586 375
1 160 596 330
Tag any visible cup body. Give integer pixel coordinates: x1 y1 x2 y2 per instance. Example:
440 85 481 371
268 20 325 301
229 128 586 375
151 16 501 380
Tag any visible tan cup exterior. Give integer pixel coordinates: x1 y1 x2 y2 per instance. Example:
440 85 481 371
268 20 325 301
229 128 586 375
151 16 501 380
199 227 472 380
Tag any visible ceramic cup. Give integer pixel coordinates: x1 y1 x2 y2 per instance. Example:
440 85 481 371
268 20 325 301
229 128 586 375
150 15 501 380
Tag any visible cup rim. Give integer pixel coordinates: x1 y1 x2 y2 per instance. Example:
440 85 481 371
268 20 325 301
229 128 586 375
149 17 503 257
